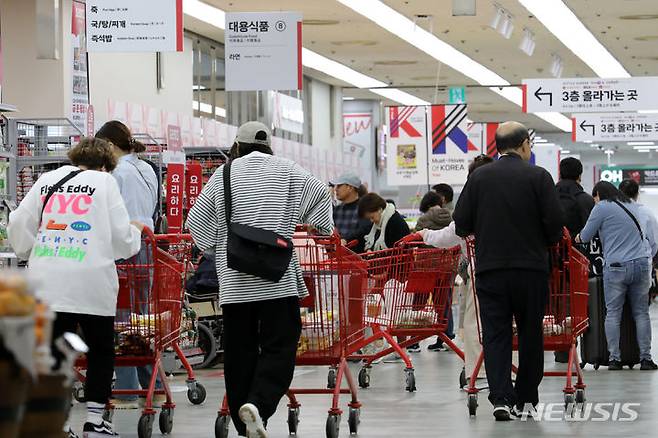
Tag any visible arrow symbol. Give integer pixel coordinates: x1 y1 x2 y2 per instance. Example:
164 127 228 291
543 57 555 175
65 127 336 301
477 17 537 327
580 120 595 135
534 87 553 106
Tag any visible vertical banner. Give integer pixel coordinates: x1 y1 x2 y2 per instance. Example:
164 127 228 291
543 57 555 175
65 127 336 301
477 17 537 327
71 1 89 134
166 163 185 233
185 162 203 210
427 104 479 185
485 122 499 158
165 125 185 164
343 113 372 158
386 106 428 186
86 105 95 137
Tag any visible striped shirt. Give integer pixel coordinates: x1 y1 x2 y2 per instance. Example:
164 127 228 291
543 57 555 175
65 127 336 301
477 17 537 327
186 152 334 305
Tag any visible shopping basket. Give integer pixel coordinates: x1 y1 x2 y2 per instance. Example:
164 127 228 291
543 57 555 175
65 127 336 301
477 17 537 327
464 228 590 416
74 229 206 438
214 231 367 438
347 243 461 392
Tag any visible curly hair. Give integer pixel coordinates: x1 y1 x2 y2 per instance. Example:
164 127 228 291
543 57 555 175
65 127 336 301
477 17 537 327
68 137 118 171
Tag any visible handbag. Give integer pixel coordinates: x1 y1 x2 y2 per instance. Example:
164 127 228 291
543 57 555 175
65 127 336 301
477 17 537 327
223 162 293 282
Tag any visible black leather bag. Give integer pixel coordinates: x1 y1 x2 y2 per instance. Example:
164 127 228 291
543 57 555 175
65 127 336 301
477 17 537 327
223 162 293 282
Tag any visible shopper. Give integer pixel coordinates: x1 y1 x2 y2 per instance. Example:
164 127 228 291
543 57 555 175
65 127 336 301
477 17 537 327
186 121 333 438
432 183 455 213
619 179 658 247
418 155 494 381
331 172 371 252
415 191 452 231
453 121 563 420
556 157 595 239
8 138 143 438
95 120 161 409
576 181 658 371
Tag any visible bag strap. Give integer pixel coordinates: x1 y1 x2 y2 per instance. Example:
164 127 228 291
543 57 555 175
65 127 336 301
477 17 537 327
40 169 84 224
222 162 232 230
612 199 644 241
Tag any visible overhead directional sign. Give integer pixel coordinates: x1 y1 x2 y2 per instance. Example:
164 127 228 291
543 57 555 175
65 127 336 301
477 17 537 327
572 112 658 143
522 77 658 113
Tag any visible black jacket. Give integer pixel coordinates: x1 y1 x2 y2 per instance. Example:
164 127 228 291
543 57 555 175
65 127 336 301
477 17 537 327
555 179 595 238
362 211 411 251
453 154 564 274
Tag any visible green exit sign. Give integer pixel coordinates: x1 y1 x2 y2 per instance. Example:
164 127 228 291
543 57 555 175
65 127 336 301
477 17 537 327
449 86 466 104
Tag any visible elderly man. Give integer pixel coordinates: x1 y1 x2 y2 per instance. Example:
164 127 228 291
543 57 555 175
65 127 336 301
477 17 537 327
453 121 563 421
331 172 370 252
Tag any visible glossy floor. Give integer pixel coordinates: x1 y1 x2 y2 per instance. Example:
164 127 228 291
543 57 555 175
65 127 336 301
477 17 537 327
70 306 658 437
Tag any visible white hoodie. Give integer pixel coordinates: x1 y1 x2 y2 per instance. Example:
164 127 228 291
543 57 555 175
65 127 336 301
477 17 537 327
8 165 141 316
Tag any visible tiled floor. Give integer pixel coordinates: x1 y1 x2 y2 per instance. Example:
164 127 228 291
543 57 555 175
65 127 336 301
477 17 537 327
70 306 658 437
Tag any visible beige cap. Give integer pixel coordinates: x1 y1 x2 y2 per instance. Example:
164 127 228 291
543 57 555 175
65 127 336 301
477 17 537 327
235 121 271 147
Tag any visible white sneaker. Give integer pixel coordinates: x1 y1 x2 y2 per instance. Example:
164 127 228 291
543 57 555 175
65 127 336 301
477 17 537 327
238 403 267 438
83 420 120 437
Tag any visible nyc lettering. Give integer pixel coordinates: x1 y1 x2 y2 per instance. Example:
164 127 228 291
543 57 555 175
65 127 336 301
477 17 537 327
41 235 89 246
41 194 93 215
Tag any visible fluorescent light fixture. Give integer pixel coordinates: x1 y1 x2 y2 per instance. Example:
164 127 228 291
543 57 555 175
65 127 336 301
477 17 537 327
517 0 629 78
604 149 615 155
639 110 658 114
193 85 208 91
489 5 504 29
335 0 572 131
534 138 548 143
637 149 652 153
499 13 514 39
184 0 428 106
628 141 655 146
193 101 226 118
519 28 536 56
632 145 658 150
343 96 355 100
583 140 592 143
549 54 563 78
561 150 571 154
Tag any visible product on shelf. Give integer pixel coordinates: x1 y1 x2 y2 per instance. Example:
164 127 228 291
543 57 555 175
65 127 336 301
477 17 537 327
0 275 36 316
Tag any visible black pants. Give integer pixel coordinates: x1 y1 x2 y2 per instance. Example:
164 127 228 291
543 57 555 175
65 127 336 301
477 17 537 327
475 269 547 408
52 312 115 404
223 296 302 437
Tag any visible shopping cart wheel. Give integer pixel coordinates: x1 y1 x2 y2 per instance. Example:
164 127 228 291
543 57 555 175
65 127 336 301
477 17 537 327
287 407 300 434
327 368 337 389
325 414 340 438
193 322 218 370
348 407 360 434
467 394 478 417
187 382 207 405
405 368 416 392
459 367 467 389
564 393 575 410
72 384 85 402
214 414 230 438
358 368 370 389
138 413 154 438
159 407 174 434
575 389 585 404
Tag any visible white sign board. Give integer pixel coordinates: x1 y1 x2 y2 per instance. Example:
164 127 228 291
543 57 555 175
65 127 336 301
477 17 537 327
386 106 428 186
225 12 302 91
532 144 561 183
86 0 183 52
343 113 372 158
271 91 304 134
522 77 658 113
572 112 658 143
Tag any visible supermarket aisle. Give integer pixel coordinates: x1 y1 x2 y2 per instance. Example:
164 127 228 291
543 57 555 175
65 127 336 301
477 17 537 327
70 306 658 437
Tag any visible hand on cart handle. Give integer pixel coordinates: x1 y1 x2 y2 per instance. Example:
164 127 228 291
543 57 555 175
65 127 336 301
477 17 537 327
395 232 424 247
130 221 145 232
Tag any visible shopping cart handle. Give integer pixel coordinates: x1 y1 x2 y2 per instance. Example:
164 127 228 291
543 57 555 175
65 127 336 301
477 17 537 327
395 233 423 246
346 240 359 249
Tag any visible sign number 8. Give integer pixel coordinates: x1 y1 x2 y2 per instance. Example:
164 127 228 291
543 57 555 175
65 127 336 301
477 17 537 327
275 20 286 31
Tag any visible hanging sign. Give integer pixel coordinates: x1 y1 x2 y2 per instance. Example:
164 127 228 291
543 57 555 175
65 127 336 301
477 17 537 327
71 1 89 135
448 86 466 104
185 162 203 209
225 11 302 91
86 0 184 52
427 104 480 185
522 77 658 113
166 163 185 233
572 112 658 142
386 106 428 186
165 125 185 164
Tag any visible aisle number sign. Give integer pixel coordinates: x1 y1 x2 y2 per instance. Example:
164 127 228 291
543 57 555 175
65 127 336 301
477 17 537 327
522 77 658 113
225 12 303 91
86 0 184 52
572 112 658 142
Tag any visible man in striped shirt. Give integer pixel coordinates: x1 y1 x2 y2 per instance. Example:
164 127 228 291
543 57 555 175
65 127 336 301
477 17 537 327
187 121 334 438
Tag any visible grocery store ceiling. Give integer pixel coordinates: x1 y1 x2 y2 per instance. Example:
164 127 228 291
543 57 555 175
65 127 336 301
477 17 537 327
184 0 658 157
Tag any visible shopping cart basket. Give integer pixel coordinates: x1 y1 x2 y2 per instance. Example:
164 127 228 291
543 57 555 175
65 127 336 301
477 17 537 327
464 228 590 416
74 229 206 438
346 243 462 392
214 232 367 438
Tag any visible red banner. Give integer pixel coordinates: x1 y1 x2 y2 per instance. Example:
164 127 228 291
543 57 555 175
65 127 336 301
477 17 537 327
166 163 185 233
186 162 203 210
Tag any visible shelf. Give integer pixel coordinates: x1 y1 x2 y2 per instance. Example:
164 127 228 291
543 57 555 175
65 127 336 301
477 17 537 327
15 156 70 165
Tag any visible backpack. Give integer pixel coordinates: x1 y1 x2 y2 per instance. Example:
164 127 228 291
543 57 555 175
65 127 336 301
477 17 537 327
558 190 587 238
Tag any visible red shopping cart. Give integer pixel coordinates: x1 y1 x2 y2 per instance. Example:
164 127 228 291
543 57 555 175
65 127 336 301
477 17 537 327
347 243 462 392
214 232 367 438
75 229 206 438
464 228 590 416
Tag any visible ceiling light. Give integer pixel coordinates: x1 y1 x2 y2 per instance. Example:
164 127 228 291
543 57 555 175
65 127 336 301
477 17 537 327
639 110 658 114
185 1 427 106
193 101 226 118
549 54 563 78
535 138 548 143
499 13 514 39
628 141 655 146
632 145 658 150
583 140 592 143
561 150 571 154
343 96 355 100
637 149 652 153
519 28 536 56
604 149 615 155
517 0 629 78
489 5 504 29
336 0 572 131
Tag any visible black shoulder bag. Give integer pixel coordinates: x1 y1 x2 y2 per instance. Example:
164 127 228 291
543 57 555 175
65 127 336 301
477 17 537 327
223 162 293 282
40 170 84 224
612 200 645 242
